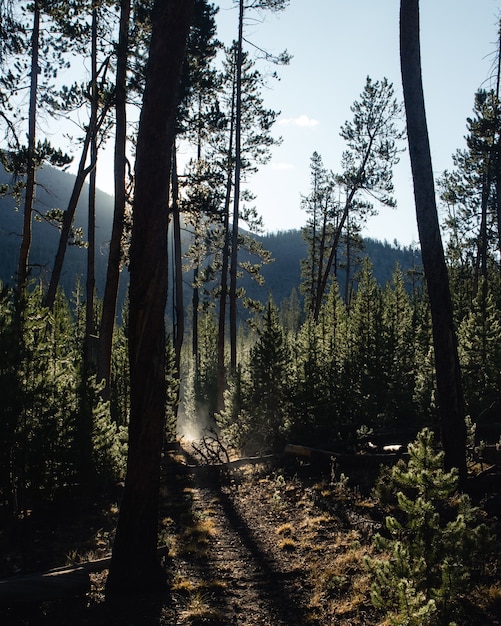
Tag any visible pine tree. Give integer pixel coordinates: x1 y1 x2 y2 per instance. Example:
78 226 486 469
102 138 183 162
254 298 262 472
313 76 404 320
367 428 494 625
300 152 339 313
380 264 417 422
346 257 385 424
246 299 291 450
458 277 501 421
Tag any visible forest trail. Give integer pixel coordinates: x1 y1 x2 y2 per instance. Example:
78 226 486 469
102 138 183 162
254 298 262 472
158 442 314 625
174 470 311 625
1 446 499 625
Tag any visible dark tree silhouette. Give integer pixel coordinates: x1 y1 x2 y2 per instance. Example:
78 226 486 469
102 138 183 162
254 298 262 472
400 0 467 480
106 0 195 596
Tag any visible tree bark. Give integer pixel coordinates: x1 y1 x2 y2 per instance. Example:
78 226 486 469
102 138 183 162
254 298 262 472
17 0 40 294
171 146 184 380
105 0 194 596
43 131 95 309
97 0 130 399
400 0 467 480
229 0 244 372
216 67 237 412
85 6 99 357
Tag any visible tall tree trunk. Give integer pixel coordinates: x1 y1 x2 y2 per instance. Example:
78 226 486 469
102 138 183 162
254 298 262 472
85 5 99 361
229 0 244 371
192 253 200 359
473 172 490 299
400 0 467 480
17 0 40 294
97 0 130 398
344 214 351 305
192 98 203 380
493 21 501 264
106 0 194 596
44 118 97 309
216 68 236 412
172 146 184 381
78 6 99 486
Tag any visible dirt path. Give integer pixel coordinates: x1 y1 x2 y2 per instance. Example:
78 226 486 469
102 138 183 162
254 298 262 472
180 475 311 626
2 448 498 625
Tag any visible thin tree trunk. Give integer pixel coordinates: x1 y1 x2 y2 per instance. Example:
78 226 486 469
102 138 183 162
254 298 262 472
97 0 130 398
344 214 351 304
172 146 184 379
494 21 501 263
192 97 203 371
216 66 236 412
78 7 99 486
106 0 194 597
229 0 244 371
85 6 98 360
17 0 40 294
44 121 96 309
192 256 200 358
400 0 467 480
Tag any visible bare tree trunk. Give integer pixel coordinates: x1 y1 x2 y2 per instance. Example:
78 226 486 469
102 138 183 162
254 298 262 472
43 129 96 309
106 0 194 597
493 21 501 264
216 69 236 412
192 100 203 377
85 6 98 361
172 146 184 380
17 0 40 294
229 0 244 372
400 0 467 481
97 0 130 398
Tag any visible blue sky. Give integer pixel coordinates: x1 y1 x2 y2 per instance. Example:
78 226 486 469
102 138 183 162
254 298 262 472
212 0 501 245
91 1 501 246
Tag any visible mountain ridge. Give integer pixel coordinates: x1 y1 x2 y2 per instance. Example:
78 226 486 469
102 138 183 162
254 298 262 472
0 165 421 311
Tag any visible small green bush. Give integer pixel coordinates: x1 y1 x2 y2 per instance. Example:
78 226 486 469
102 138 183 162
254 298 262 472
366 428 495 625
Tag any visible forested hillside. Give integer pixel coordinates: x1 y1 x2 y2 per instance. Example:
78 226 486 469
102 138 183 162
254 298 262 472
0 165 120 297
0 165 420 311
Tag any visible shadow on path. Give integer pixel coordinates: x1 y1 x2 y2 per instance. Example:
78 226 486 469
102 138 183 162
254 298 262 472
181 449 313 626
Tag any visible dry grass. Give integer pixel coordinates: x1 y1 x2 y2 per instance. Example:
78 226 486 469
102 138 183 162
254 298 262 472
179 590 225 625
275 522 294 536
278 537 297 551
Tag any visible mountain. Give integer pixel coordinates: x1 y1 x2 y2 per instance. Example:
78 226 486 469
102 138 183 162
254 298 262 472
0 165 421 314
0 163 117 298
243 230 421 306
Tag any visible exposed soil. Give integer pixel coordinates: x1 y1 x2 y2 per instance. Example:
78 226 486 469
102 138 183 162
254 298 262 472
1 447 500 625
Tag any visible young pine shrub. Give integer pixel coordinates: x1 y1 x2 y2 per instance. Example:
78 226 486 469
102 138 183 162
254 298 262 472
366 428 495 626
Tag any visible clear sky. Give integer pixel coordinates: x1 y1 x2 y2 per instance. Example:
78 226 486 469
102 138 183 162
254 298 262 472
209 0 501 245
91 1 501 246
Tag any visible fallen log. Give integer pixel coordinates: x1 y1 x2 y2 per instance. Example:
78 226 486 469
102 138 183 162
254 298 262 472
0 546 168 605
169 453 278 476
284 443 403 468
479 444 501 465
0 562 100 605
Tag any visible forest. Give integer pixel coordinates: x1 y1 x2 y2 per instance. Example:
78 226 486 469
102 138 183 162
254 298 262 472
0 0 501 624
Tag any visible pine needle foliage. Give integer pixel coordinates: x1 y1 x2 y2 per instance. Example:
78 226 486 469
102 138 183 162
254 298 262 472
0 286 127 515
367 428 496 625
